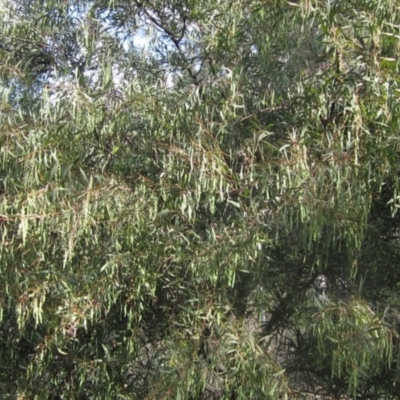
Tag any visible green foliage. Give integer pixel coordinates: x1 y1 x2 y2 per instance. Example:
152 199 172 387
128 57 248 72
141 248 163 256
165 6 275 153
1 0 400 398
314 298 396 397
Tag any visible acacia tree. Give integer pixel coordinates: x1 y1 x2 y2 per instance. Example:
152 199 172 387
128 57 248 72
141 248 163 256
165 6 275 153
1 0 400 398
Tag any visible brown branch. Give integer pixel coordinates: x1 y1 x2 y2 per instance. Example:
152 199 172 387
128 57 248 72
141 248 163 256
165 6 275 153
135 1 201 85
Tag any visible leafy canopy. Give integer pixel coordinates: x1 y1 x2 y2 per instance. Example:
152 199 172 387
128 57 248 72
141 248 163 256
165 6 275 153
1 0 400 398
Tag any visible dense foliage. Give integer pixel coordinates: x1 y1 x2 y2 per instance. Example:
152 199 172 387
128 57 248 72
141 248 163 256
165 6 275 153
1 0 400 398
